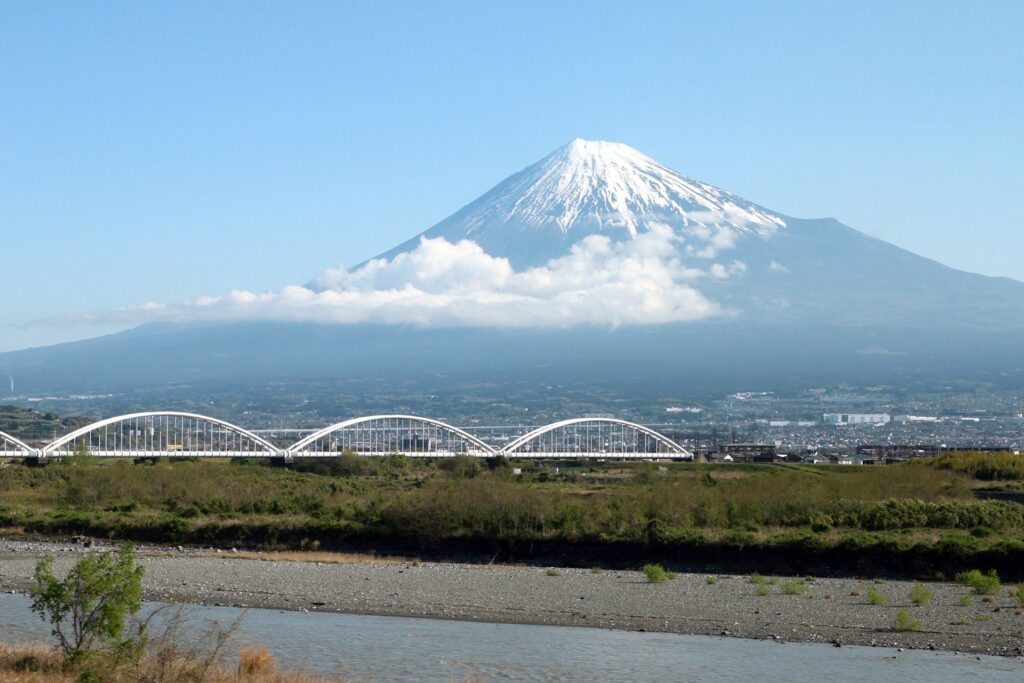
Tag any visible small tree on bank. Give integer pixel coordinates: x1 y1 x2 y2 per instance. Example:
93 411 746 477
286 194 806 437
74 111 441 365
30 542 145 664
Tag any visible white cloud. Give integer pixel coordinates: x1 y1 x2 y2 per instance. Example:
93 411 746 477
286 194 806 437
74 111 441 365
41 228 746 329
768 260 790 273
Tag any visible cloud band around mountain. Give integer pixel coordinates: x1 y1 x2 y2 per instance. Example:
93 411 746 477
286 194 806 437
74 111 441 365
35 227 746 329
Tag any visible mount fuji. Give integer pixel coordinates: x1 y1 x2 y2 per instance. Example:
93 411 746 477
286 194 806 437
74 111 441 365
4 139 1024 395
366 138 1024 329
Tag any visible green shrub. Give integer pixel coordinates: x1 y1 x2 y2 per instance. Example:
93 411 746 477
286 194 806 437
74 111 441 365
1015 584 1024 608
955 569 1000 595
643 564 676 583
866 586 888 605
706 576 718 585
781 579 806 595
909 582 933 605
894 610 921 632
590 566 604 574
957 594 973 607
545 568 560 576
749 572 777 585
29 542 144 664
755 583 771 596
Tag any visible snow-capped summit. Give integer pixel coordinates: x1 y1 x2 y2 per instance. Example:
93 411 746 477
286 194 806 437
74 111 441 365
371 138 1024 329
379 138 785 267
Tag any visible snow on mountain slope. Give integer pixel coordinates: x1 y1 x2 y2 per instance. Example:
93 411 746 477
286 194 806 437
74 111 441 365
377 138 785 268
367 138 1024 328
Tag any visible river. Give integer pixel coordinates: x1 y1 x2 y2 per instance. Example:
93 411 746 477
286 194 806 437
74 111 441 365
0 593 1019 681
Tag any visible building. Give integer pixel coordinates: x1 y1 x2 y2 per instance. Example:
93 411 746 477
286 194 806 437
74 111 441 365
723 443 777 462
822 413 891 426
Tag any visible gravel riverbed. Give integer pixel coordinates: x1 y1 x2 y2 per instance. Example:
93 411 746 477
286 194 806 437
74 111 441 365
1 539 1022 658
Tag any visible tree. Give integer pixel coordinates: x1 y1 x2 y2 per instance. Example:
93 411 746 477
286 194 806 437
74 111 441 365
30 543 145 664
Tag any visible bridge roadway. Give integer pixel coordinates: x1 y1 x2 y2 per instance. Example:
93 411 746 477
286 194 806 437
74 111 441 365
1 412 694 460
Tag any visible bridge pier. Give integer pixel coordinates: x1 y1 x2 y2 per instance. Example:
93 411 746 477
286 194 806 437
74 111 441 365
270 453 294 467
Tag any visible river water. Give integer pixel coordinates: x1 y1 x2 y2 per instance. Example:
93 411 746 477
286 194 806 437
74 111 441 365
0 593 1019 682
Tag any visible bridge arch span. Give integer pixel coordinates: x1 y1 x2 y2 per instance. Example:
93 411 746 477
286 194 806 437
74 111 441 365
42 411 279 457
0 430 34 456
287 415 496 457
501 417 692 459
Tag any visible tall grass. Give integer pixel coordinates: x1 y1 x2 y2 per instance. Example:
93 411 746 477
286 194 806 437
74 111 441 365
1 458 1023 571
955 569 1001 595
909 582 932 605
926 452 1024 481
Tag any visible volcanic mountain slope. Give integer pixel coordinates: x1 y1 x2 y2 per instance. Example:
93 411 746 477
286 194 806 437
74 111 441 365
372 138 1024 329
3 138 1024 394
376 138 786 268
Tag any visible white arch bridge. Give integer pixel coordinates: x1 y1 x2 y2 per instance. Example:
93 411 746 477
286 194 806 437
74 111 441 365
9 412 693 460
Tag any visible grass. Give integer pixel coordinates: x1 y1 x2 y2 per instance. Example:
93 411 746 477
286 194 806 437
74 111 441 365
755 584 771 596
0 641 341 682
705 576 718 585
909 582 933 605
953 617 970 626
955 569 1001 595
974 614 993 622
957 594 973 607
2 454 1024 577
894 610 921 632
1014 585 1024 607
781 579 806 595
866 586 888 605
545 568 560 576
590 566 604 574
927 451 1024 481
642 564 676 583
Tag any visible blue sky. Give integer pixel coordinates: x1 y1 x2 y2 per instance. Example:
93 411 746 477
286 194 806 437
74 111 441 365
2 1 1022 351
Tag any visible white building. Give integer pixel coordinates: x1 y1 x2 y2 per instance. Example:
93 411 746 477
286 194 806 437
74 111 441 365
822 413 891 426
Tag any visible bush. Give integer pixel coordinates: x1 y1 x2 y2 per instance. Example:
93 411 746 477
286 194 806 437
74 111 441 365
1016 585 1024 608
894 610 921 632
955 569 1001 595
927 451 1024 480
590 566 604 574
706 576 718 585
781 579 806 595
643 564 676 583
437 455 481 479
29 543 145 664
909 582 933 605
755 584 771 596
238 647 277 675
866 586 888 605
545 568 560 576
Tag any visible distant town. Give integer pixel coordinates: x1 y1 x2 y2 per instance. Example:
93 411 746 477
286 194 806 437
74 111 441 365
5 376 1021 462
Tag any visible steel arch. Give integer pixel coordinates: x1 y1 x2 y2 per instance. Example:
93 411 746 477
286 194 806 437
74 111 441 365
287 414 496 456
0 430 33 456
42 411 280 456
501 417 692 458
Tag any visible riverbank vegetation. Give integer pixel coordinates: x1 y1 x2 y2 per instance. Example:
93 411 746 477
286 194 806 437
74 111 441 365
8 543 347 683
1 452 1023 578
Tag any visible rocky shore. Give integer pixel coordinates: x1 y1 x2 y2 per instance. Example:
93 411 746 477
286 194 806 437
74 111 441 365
1 539 1022 658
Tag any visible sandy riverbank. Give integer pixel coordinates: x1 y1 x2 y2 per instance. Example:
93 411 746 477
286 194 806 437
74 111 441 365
1 539 1022 658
